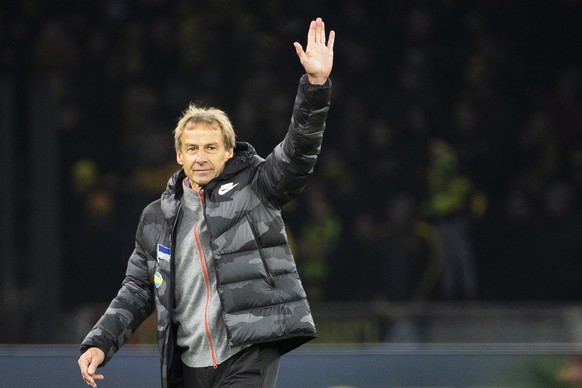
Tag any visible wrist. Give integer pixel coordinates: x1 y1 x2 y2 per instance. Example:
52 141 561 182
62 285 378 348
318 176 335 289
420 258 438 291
307 74 328 85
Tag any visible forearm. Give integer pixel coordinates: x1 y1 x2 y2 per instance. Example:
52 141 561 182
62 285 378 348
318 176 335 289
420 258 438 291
80 280 155 365
285 74 331 157
260 75 331 206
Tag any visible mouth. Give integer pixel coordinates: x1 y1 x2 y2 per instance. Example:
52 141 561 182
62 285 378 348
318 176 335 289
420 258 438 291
193 169 214 177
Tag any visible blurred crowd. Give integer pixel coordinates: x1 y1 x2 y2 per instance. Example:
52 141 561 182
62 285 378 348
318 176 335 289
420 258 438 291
2 0 582 342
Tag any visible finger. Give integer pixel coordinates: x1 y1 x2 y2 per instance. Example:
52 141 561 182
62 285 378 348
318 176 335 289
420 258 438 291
327 30 336 50
314 17 320 43
315 17 324 43
307 20 316 46
79 357 91 379
83 373 103 387
87 353 102 375
78 356 89 370
83 373 96 387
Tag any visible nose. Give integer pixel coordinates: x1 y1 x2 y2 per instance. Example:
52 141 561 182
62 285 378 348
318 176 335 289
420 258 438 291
194 150 209 164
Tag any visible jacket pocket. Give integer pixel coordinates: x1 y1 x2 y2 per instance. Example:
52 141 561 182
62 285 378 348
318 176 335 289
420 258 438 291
246 213 276 287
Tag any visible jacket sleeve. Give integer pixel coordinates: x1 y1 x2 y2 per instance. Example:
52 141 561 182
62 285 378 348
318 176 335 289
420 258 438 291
258 74 332 207
79 209 156 366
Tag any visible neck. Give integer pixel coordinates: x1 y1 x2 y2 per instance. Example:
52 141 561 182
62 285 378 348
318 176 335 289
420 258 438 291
184 177 203 192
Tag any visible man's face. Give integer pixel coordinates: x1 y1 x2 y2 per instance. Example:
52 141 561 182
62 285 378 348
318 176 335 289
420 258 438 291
176 122 234 190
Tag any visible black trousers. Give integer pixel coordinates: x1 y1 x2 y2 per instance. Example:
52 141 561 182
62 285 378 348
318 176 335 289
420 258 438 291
181 345 280 388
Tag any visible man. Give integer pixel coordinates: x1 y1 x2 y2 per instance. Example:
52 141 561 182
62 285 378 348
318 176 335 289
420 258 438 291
78 17 335 388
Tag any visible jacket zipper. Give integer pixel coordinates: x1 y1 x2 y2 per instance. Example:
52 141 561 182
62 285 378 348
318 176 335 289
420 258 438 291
194 192 218 369
162 202 181 375
246 213 276 287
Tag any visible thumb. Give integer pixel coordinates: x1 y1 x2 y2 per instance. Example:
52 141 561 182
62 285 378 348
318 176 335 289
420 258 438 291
293 42 305 58
88 355 101 375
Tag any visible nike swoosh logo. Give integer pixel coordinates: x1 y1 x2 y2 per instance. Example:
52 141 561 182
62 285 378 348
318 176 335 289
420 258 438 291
218 182 239 195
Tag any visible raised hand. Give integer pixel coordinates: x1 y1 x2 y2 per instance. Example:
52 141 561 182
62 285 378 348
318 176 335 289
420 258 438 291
293 17 335 85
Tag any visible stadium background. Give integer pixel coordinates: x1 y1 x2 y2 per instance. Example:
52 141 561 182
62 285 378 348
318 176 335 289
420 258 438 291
2 1 582 386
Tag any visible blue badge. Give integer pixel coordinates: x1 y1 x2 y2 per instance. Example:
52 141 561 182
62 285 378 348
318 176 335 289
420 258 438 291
157 244 171 262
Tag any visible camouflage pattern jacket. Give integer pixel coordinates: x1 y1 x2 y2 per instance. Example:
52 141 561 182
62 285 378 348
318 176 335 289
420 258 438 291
81 75 331 388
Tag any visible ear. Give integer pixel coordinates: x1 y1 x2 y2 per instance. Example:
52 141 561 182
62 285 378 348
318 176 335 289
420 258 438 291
227 148 234 159
176 150 184 165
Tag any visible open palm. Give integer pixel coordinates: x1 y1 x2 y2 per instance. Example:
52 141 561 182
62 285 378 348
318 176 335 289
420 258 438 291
294 18 335 85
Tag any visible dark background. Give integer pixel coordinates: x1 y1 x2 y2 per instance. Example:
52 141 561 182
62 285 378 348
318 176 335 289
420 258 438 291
1 0 582 343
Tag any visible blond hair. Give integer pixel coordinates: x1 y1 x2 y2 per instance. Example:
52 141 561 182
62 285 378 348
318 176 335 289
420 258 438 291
173 104 236 151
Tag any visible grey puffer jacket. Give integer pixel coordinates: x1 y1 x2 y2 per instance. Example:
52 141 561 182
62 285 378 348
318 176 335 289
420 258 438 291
81 75 331 388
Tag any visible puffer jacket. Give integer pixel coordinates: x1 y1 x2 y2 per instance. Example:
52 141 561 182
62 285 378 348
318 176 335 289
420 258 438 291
81 74 331 387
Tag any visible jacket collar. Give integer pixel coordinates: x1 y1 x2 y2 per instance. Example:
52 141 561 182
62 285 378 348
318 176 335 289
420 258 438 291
222 141 257 177
160 169 185 222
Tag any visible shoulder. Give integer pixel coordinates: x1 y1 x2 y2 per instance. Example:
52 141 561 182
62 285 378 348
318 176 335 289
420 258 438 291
143 198 162 213
139 199 165 227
